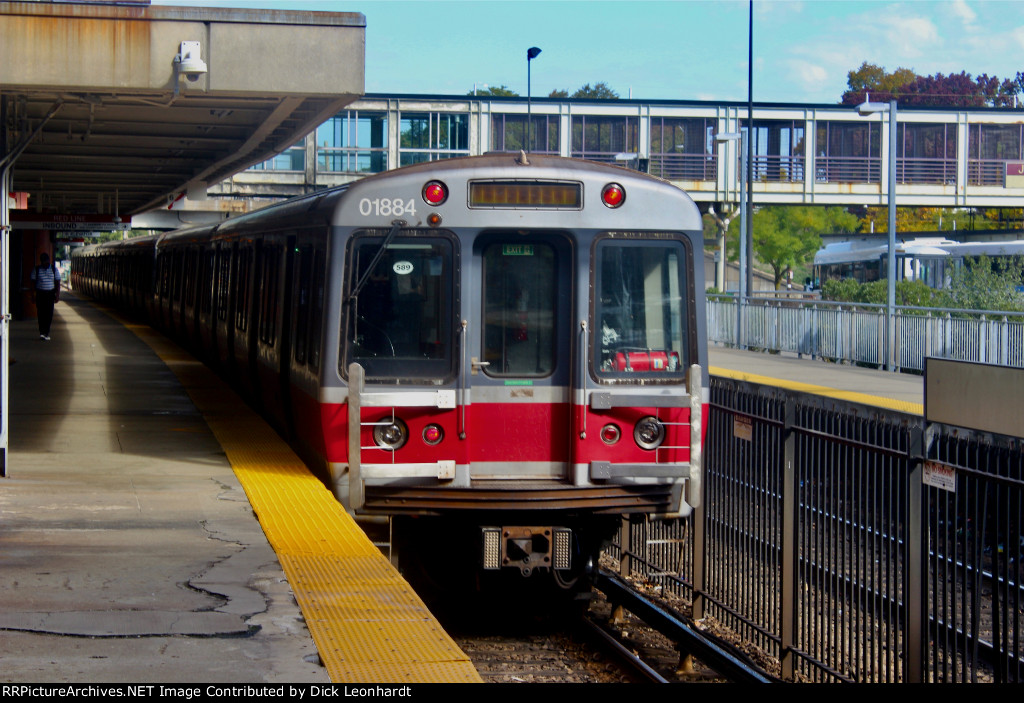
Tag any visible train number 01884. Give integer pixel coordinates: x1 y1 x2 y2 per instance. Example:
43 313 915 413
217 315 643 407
358 198 417 218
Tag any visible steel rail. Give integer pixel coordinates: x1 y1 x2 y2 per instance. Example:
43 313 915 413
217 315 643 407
594 568 775 683
580 615 670 683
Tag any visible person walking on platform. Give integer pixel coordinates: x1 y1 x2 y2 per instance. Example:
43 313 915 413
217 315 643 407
31 252 60 340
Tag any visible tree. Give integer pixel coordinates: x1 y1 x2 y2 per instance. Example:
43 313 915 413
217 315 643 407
571 82 619 100
856 206 1023 234
468 85 519 97
821 278 948 308
841 61 1021 107
946 255 1024 312
730 206 858 289
545 84 620 99
857 206 949 234
844 61 917 100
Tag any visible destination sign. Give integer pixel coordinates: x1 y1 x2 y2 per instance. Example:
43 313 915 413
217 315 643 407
469 180 581 209
502 244 534 256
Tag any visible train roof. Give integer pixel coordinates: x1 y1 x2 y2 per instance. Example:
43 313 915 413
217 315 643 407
75 155 704 252
74 232 160 257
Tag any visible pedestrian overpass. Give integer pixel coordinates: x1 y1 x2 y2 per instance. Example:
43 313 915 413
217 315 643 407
197 93 1024 217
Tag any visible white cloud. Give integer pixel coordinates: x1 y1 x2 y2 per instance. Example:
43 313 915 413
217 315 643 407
950 0 978 27
881 14 939 56
789 60 829 88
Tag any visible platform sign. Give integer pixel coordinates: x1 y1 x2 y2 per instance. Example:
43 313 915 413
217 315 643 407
923 461 957 493
925 358 1024 438
9 212 129 231
733 415 753 441
1005 162 1024 188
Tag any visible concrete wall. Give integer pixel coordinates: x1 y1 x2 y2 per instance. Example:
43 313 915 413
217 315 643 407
0 2 363 96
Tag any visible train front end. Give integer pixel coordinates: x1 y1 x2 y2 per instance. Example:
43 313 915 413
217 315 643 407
325 154 708 585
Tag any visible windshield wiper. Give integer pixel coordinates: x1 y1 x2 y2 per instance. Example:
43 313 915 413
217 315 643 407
347 219 407 304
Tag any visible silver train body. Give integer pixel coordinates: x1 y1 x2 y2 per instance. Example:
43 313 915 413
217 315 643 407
73 154 708 582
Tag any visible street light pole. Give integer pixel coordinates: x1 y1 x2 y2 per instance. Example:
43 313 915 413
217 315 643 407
527 47 541 152
886 99 896 371
716 130 748 349
858 96 898 371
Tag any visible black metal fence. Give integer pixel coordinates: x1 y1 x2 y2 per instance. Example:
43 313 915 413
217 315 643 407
610 375 1024 683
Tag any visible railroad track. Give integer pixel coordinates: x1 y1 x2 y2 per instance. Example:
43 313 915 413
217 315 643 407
590 568 775 683
441 569 774 683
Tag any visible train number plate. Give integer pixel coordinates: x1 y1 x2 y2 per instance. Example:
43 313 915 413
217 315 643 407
358 197 416 218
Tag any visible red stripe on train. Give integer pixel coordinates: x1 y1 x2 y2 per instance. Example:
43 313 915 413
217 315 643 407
308 401 708 467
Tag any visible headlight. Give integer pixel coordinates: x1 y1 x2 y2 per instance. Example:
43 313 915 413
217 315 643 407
634 416 665 450
373 418 409 450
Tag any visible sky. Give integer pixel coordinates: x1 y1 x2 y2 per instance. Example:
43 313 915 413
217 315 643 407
152 0 1024 104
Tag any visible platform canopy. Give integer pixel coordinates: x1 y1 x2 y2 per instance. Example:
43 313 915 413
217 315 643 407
0 1 365 216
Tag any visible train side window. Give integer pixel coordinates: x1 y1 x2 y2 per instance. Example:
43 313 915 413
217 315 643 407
294 246 313 365
172 251 183 302
258 246 280 346
216 248 231 322
593 237 689 380
184 249 197 308
344 232 454 382
159 254 170 299
235 247 251 332
308 249 325 373
200 249 215 315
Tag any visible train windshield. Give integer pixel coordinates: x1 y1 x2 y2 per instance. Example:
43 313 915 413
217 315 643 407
481 241 557 377
344 233 454 382
594 237 689 379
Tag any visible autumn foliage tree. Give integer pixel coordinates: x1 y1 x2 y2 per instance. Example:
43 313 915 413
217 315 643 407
840 61 1022 107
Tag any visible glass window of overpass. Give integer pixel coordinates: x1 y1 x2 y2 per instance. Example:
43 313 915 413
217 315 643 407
816 121 881 183
317 111 388 174
968 123 1023 186
250 140 305 172
749 120 805 183
490 114 559 154
648 117 717 181
571 115 639 164
400 112 469 166
897 123 956 185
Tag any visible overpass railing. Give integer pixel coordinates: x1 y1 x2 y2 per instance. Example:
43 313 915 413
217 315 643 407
609 377 1024 683
707 296 1024 371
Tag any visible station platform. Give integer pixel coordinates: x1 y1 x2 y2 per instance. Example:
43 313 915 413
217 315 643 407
709 345 923 415
0 294 480 684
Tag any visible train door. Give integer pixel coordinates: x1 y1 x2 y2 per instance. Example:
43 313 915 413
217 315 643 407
467 231 573 479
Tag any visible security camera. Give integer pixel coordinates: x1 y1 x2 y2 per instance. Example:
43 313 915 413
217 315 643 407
176 41 208 82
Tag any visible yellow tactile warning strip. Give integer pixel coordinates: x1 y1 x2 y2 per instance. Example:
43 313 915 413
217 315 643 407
710 365 924 416
117 320 482 684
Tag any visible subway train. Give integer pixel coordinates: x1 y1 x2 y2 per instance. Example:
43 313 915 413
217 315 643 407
72 153 708 592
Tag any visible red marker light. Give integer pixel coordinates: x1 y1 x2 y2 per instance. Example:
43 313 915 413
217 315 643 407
601 183 625 208
423 181 448 206
422 424 444 445
600 424 621 445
